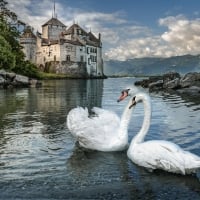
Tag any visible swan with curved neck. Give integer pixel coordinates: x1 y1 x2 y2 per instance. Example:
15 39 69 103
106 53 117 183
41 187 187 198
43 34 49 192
67 89 136 152
121 89 200 175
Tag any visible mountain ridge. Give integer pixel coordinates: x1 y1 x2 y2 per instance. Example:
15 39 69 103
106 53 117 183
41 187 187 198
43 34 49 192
104 54 200 76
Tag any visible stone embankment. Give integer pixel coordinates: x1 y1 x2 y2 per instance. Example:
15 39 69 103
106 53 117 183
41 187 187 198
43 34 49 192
135 72 200 95
0 69 42 89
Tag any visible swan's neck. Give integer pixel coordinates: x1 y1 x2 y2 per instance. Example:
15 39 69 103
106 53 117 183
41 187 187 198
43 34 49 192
129 95 151 150
118 97 134 140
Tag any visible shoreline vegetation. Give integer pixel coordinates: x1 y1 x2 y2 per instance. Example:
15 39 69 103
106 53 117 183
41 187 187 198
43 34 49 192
0 69 107 89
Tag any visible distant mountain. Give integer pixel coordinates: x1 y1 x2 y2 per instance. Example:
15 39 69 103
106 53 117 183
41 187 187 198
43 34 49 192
104 54 200 76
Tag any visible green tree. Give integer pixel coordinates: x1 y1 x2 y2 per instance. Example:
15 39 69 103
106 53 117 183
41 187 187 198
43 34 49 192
0 0 40 78
0 35 15 69
0 0 25 68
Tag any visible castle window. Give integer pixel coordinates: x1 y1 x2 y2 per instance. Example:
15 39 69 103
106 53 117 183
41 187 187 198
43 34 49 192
54 55 56 61
66 55 70 61
88 58 90 64
80 56 84 62
77 29 82 35
87 47 90 54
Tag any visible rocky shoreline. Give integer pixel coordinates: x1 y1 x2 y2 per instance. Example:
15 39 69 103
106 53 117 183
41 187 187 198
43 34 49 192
0 69 42 89
135 72 200 96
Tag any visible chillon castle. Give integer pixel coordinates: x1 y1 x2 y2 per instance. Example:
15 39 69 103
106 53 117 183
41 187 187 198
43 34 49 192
20 15 104 78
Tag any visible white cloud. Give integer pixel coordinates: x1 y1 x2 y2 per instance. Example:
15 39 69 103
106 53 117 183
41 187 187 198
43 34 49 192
159 15 200 55
106 15 200 60
7 0 53 31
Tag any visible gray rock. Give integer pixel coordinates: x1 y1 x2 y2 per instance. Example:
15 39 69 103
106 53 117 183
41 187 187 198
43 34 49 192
14 74 29 85
149 80 163 91
6 72 16 80
135 72 200 96
0 69 6 78
0 75 5 85
163 78 180 89
180 72 200 88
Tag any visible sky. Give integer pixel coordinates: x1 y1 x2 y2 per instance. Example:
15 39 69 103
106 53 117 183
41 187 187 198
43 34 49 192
6 0 200 61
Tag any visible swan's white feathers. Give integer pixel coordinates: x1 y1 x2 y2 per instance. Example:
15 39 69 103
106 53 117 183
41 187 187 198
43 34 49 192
67 106 124 151
126 91 200 175
129 138 200 174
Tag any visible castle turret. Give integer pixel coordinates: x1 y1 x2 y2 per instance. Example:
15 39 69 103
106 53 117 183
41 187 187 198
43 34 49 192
20 26 37 63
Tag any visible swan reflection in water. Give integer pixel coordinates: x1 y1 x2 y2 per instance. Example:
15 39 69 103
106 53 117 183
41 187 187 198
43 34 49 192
118 88 200 175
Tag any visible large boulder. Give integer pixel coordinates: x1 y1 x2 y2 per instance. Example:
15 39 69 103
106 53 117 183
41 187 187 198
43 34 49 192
0 69 6 78
0 70 42 89
180 72 200 88
163 72 181 88
163 78 180 89
0 76 5 86
13 74 29 87
134 71 200 96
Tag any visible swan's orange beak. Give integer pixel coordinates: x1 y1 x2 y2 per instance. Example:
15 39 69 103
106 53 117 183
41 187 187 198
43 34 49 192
117 89 130 102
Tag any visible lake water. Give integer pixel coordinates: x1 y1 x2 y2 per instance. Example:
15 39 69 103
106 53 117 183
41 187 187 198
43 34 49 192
0 77 200 199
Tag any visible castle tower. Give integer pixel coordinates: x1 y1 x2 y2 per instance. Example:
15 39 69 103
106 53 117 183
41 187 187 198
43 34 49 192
20 26 37 63
42 18 66 40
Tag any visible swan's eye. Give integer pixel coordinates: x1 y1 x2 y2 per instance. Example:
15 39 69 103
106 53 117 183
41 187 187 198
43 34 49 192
129 96 137 109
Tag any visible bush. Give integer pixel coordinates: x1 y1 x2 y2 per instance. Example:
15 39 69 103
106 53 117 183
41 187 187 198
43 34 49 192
13 61 40 78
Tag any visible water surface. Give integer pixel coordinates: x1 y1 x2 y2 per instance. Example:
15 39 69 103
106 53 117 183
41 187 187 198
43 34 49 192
0 78 200 199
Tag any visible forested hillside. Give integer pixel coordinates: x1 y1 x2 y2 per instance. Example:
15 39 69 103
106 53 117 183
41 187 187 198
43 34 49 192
104 55 200 76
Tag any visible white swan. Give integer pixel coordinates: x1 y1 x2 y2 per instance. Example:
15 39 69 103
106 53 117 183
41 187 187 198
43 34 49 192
121 89 200 175
66 89 137 152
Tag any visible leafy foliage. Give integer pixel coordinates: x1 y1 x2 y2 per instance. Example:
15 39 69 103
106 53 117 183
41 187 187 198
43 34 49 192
0 0 40 78
0 35 15 69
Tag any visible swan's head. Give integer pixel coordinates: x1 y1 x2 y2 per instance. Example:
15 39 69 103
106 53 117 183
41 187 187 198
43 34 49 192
129 92 151 108
118 88 151 109
117 86 138 102
129 96 137 109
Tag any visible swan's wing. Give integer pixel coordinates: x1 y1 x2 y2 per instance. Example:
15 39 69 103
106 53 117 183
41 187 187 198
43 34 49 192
67 107 90 137
91 107 120 128
67 107 121 145
131 141 187 174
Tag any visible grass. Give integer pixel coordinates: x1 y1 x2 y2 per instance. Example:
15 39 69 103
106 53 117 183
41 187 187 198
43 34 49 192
37 72 77 79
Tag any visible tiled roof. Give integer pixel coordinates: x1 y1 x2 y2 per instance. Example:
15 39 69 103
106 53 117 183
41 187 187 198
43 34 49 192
42 17 66 27
88 31 99 42
20 26 36 39
64 23 87 35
